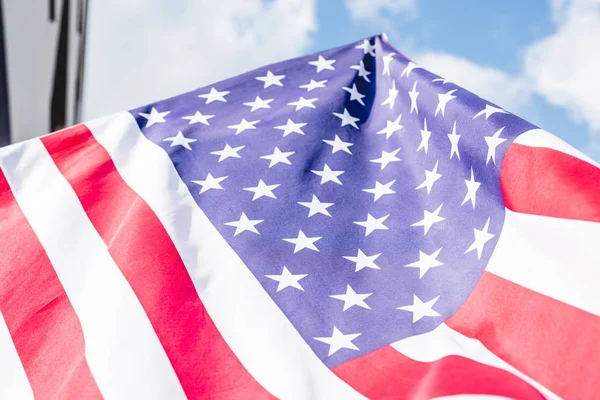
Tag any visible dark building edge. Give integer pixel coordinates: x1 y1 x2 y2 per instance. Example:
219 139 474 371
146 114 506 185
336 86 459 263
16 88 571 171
74 0 88 124
0 1 11 146
50 0 70 132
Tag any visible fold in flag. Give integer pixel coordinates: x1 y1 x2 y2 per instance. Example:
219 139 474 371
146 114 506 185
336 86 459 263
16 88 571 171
1 34 598 399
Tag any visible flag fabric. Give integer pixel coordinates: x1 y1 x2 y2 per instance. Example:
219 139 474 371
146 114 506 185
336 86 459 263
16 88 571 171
0 34 598 399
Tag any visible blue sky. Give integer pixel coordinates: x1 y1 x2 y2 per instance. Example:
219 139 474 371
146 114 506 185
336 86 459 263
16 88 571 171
84 0 600 161
315 1 554 70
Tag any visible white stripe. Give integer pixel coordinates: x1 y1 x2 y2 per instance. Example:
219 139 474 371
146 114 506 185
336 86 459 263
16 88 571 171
0 140 186 400
87 112 366 400
488 209 600 316
514 128 600 168
0 311 34 400
391 323 558 399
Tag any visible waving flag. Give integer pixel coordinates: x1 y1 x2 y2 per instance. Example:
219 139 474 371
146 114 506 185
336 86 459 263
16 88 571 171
0 34 598 399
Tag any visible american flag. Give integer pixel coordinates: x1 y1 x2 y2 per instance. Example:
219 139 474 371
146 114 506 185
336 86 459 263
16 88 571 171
0 34 598 399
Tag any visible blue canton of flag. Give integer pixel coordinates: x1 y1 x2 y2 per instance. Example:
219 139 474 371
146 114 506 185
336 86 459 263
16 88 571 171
132 34 536 368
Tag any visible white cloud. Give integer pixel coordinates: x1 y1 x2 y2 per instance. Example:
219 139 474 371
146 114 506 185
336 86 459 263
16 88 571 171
524 0 600 128
523 0 600 159
83 0 316 120
415 52 533 115
344 0 417 21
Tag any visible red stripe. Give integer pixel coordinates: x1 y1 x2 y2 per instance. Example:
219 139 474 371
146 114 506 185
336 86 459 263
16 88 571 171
332 344 543 400
41 125 273 400
447 271 600 399
0 169 102 399
501 143 600 222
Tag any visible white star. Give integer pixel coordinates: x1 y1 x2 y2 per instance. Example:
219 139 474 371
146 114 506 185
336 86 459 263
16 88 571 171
405 248 443 278
260 147 294 168
342 83 366 106
283 230 321 253
417 118 432 154
485 127 507 165
139 107 169 128
182 111 214 125
435 89 458 117
350 60 371 82
311 164 344 185
447 121 461 160
227 118 260 135
343 249 381 272
416 161 442 195
398 294 440 323
354 214 389 236
432 77 452 84
466 218 495 259
363 180 396 202
377 113 403 139
401 61 419 78
198 87 229 104
382 53 394 76
462 167 481 208
370 148 401 170
330 285 372 311
243 179 280 200
288 96 318 111
323 135 353 155
243 96 274 112
381 80 399 109
315 327 361 356
265 266 307 292
210 144 245 162
408 81 420 113
473 104 508 120
333 108 360 129
275 119 306 137
309 55 336 72
191 173 227 194
163 131 196 150
224 212 263 236
356 39 375 56
299 79 327 91
298 195 334 217
256 70 285 88
411 204 445 234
